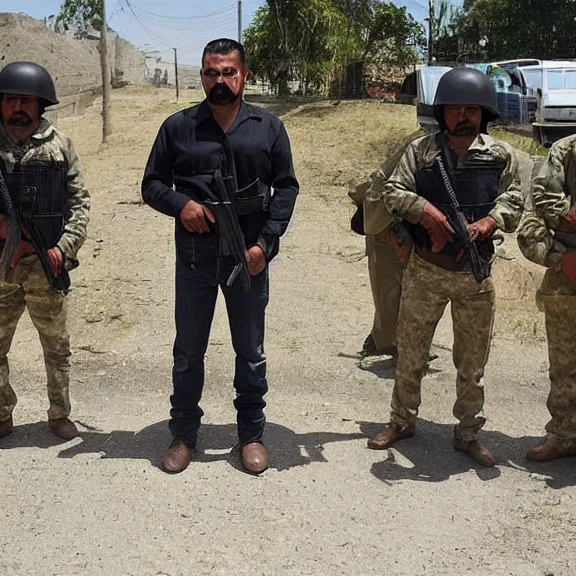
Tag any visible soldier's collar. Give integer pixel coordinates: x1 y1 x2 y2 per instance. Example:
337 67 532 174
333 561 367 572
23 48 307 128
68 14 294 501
31 118 55 142
437 131 490 155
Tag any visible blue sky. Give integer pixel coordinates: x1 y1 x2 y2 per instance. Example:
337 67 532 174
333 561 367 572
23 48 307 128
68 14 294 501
3 0 461 66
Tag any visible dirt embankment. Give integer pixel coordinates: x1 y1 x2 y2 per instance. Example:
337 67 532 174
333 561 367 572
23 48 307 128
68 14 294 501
0 12 147 120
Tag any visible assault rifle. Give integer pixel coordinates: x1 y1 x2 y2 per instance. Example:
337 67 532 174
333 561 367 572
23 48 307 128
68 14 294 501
204 169 251 293
0 169 70 295
436 150 492 284
0 169 21 280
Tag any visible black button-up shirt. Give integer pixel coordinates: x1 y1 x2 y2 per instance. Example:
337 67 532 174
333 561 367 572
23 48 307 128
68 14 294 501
141 99 299 261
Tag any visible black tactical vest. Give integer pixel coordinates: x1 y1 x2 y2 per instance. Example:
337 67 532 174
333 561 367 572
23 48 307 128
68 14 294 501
0 160 67 249
404 147 506 268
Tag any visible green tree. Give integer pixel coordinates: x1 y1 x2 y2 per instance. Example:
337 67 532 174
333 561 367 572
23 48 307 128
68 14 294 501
57 0 103 30
243 0 424 96
437 0 576 62
433 0 467 63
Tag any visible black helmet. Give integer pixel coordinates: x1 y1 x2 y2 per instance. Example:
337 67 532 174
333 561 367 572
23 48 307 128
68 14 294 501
0 61 59 106
433 67 499 131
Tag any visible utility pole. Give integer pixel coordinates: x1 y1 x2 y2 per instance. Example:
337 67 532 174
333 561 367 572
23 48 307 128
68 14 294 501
238 0 242 43
428 0 435 65
100 0 111 143
173 47 180 101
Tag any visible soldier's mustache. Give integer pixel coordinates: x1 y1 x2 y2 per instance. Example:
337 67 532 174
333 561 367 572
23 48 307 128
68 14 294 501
450 121 478 136
8 112 33 126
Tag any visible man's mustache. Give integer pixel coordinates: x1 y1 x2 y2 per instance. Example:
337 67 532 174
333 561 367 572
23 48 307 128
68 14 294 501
208 82 239 106
7 112 33 126
450 121 478 136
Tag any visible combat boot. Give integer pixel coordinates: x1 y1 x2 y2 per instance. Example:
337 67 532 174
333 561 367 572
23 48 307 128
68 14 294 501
453 431 495 468
49 418 79 440
0 416 13 439
527 436 576 462
367 423 415 450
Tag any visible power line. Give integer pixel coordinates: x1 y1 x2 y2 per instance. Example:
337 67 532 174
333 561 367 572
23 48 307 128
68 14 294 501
137 14 239 32
121 0 239 40
126 2 237 21
107 0 126 22
408 0 429 11
121 0 173 48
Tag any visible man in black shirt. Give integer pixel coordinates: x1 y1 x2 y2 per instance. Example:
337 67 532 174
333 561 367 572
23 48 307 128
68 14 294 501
142 38 299 475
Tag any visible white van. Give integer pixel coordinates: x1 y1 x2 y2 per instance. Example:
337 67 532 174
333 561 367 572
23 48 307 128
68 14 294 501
515 61 576 146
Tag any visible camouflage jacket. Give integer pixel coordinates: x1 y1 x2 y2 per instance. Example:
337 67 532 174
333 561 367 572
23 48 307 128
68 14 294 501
381 132 523 231
518 135 576 268
532 134 576 229
517 187 565 269
0 118 90 268
348 129 426 235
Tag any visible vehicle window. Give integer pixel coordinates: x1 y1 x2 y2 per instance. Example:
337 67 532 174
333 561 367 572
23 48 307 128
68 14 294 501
565 71 576 89
522 69 542 91
547 70 565 90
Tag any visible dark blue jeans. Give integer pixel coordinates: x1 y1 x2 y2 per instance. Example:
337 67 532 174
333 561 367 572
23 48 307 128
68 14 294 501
170 232 269 447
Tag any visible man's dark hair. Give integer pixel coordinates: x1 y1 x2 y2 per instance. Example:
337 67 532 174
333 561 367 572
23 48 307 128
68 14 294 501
202 38 245 67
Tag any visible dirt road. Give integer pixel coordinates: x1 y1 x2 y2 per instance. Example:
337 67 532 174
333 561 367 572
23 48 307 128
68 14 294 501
1 88 574 576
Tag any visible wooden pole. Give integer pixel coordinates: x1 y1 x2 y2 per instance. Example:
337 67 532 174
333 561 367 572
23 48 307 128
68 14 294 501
100 0 111 142
428 0 435 65
173 47 180 101
238 0 242 43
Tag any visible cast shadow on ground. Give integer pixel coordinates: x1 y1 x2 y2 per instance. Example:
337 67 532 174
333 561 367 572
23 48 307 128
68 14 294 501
356 356 443 380
358 419 576 490
0 420 364 473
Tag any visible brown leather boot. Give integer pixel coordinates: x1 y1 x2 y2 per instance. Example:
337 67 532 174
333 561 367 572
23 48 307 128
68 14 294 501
453 435 495 467
49 418 79 440
367 423 415 450
527 436 576 462
0 416 13 439
241 442 269 475
162 438 195 474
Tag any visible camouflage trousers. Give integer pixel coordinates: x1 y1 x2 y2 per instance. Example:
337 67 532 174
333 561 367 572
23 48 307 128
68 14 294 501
390 252 495 441
536 267 576 445
0 255 71 422
366 227 403 352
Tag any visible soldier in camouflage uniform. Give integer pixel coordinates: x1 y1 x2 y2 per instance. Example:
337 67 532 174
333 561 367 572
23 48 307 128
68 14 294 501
366 68 523 467
0 62 90 440
517 136 576 461
349 130 427 358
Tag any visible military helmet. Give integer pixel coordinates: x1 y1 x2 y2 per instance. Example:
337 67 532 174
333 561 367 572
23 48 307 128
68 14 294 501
0 61 59 106
433 67 499 130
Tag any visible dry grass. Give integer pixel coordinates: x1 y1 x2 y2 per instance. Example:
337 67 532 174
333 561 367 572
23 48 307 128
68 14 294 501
491 128 548 157
492 251 546 342
283 100 419 195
